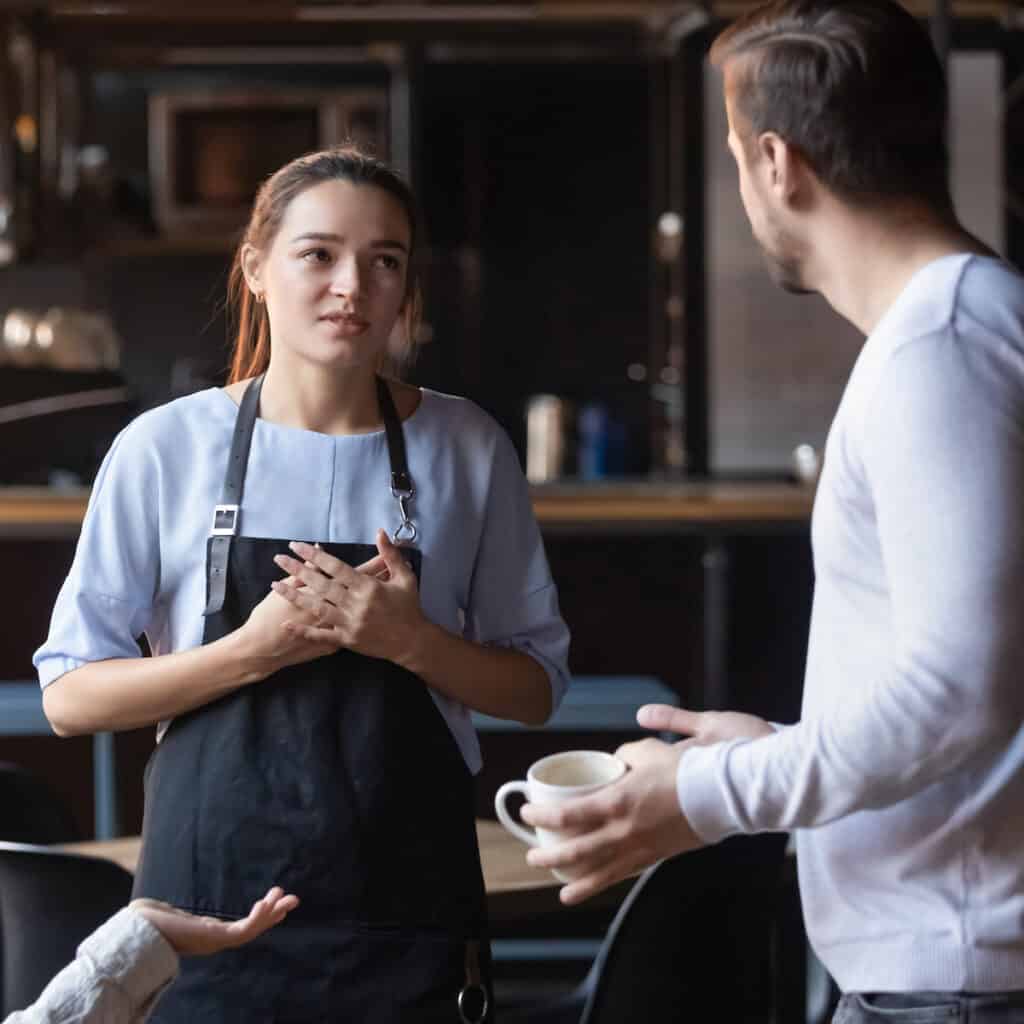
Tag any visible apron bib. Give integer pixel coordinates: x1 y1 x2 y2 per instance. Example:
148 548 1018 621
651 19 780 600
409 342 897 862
133 376 492 1022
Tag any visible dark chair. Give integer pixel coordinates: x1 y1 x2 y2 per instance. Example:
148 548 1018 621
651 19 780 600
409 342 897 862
0 841 134 1014
0 762 81 845
502 833 789 1024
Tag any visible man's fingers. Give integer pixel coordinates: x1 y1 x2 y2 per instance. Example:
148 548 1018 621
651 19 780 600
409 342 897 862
526 826 618 873
520 791 614 832
636 704 703 736
558 857 640 906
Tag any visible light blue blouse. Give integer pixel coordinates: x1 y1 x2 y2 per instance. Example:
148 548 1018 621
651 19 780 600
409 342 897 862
33 386 571 773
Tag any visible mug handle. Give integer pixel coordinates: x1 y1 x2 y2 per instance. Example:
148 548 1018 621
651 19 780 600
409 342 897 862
494 781 538 847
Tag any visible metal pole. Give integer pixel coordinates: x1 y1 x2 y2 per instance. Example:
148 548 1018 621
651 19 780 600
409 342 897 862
702 537 730 710
93 732 119 839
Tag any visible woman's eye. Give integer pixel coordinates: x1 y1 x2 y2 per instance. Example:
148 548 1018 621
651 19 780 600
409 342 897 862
375 254 402 271
302 249 332 264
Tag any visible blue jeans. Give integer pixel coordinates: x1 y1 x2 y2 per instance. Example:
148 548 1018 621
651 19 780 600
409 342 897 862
835 991 1024 1023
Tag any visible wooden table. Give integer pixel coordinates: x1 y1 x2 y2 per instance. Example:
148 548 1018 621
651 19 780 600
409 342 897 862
61 820 562 923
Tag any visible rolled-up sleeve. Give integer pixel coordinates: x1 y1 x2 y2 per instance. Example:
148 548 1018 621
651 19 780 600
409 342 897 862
33 423 160 690
464 430 571 718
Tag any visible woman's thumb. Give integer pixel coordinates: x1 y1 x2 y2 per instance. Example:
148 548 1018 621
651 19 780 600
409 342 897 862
376 528 412 580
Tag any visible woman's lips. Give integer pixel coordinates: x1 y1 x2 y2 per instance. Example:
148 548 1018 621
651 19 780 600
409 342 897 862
320 314 370 337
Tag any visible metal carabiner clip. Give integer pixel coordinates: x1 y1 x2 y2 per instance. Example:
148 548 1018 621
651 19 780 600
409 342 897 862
391 485 417 544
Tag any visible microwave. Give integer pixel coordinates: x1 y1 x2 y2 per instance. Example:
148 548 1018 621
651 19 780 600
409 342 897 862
148 88 389 238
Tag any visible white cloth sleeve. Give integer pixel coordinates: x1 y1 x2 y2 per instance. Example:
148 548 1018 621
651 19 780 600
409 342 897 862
677 331 1024 842
463 429 571 717
34 424 161 689
3 908 178 1024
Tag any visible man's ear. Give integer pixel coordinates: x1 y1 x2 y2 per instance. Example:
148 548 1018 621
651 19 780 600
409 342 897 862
758 132 804 205
240 243 262 299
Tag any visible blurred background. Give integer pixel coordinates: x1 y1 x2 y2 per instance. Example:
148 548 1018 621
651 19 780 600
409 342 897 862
0 0 1010 480
0 0 1016 1016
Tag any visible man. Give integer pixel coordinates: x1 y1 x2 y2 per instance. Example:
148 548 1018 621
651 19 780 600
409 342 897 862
6 888 298 1023
523 1 1024 1018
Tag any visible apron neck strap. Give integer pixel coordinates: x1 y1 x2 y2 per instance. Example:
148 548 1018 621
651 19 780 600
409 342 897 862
205 375 417 615
217 375 415 532
214 373 264 532
376 377 417 544
203 374 265 616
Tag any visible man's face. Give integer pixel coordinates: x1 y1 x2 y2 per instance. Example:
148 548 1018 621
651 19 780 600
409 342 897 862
724 76 811 295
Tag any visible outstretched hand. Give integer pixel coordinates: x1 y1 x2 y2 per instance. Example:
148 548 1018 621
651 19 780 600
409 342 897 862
130 887 299 957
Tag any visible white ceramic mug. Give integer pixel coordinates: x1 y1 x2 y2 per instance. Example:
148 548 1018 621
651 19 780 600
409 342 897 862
494 750 627 882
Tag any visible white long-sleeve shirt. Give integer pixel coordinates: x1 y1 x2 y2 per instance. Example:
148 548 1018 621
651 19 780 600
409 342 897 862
5 909 177 1024
678 254 1024 992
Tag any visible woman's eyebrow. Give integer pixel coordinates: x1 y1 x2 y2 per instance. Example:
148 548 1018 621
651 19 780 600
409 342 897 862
289 231 408 252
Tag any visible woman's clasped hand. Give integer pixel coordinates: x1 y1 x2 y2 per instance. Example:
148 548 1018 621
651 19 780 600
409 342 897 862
269 528 427 663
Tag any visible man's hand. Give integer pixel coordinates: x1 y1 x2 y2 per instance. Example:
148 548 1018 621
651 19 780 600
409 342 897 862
130 887 299 957
521 738 701 906
636 704 774 747
519 704 774 906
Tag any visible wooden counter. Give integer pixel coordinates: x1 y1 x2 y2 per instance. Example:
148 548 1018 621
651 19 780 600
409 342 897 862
0 488 92 538
0 482 813 539
530 480 812 533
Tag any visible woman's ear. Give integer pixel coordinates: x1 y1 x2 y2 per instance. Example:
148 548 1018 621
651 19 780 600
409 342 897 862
240 243 263 301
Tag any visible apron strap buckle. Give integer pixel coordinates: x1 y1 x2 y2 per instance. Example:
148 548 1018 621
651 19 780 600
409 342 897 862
211 504 239 536
391 470 413 496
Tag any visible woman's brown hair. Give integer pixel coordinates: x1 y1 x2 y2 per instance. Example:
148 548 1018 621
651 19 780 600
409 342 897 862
226 146 422 384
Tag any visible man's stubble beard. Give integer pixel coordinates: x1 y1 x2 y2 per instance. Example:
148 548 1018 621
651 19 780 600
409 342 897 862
761 236 815 297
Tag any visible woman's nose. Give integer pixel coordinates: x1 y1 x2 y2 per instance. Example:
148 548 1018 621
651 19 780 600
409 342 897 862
330 256 362 298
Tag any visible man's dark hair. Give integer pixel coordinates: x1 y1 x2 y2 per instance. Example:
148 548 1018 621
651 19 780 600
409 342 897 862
711 0 951 210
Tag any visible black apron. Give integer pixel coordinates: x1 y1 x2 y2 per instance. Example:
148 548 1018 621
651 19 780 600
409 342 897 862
133 376 492 1023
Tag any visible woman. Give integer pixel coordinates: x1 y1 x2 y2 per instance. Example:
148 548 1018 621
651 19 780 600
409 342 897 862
35 147 570 1022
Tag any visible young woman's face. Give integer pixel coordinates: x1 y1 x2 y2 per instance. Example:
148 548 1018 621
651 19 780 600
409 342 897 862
252 179 411 372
